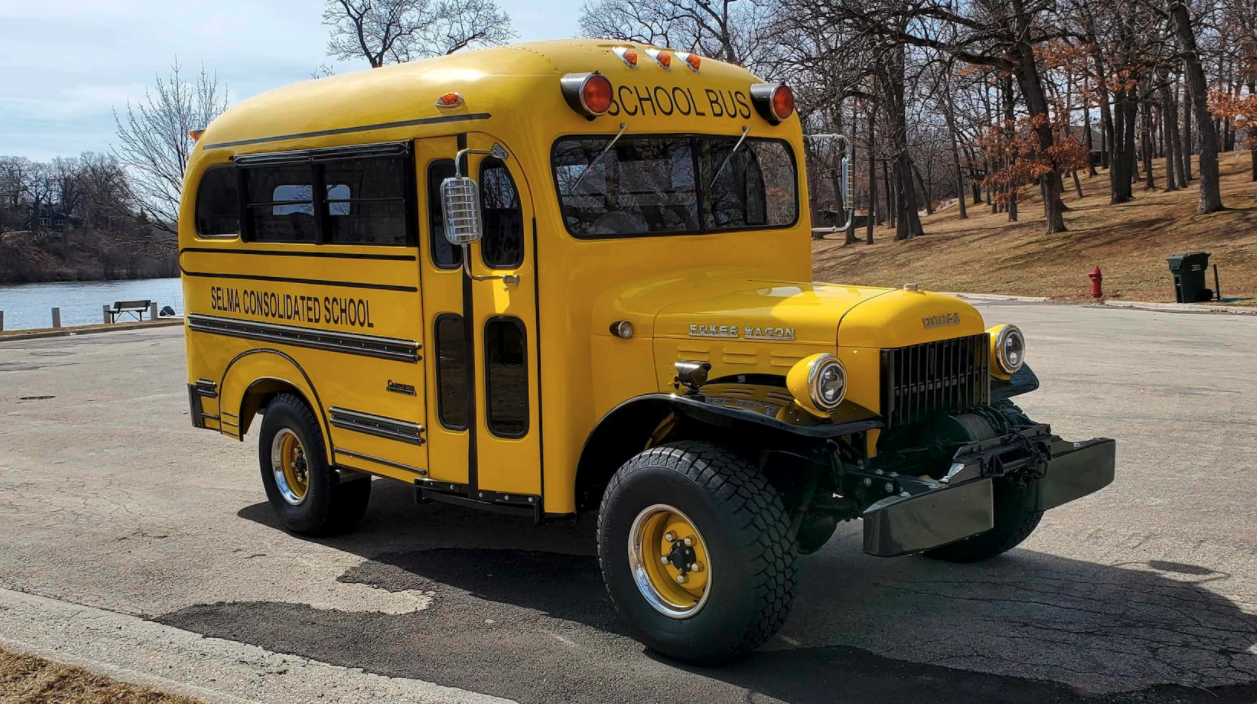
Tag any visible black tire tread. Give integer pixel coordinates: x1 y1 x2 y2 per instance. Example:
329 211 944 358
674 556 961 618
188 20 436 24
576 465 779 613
598 440 796 663
262 393 369 536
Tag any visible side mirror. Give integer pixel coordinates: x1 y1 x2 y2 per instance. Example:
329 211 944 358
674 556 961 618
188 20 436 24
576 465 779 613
440 176 482 245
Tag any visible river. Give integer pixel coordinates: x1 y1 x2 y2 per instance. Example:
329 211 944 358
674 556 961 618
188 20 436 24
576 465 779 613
0 278 183 331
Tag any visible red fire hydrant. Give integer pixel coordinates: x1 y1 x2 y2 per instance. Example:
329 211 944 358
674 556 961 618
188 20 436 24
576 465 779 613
1088 267 1103 298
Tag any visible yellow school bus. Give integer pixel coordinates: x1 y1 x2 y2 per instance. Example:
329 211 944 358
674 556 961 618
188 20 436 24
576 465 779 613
180 40 1114 664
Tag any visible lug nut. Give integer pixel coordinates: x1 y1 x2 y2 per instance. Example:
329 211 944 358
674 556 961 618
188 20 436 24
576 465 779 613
691 562 703 572
683 537 693 546
863 478 872 487
660 555 669 564
676 574 687 584
884 482 895 493
665 532 675 542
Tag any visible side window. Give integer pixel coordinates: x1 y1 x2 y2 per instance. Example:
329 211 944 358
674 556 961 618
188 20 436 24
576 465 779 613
479 158 524 269
434 314 468 430
195 166 240 238
484 317 528 438
244 164 319 243
323 157 409 245
427 160 460 269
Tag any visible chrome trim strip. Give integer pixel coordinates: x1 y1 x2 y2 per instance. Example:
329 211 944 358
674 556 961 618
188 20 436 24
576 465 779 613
335 448 427 476
329 406 425 445
188 314 420 363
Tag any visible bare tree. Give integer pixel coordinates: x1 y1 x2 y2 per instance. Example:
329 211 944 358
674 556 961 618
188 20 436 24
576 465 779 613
324 0 515 67
1168 0 1226 212
113 60 228 232
577 0 770 66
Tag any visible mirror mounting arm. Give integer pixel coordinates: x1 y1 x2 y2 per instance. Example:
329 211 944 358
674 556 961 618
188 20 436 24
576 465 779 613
460 244 520 290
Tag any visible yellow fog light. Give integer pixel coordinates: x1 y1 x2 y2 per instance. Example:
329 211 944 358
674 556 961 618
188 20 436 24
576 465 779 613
787 353 846 417
987 324 1026 377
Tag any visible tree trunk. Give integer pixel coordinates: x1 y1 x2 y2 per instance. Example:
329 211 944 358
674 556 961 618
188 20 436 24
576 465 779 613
1083 96 1099 177
1009 0 1066 233
1160 73 1179 191
1171 0 1224 212
1141 83 1156 190
912 162 933 215
1182 77 1193 181
845 107 859 245
1168 74 1188 187
1249 79 1256 182
866 107 876 244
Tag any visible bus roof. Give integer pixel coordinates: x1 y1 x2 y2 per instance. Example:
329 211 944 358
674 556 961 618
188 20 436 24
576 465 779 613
196 40 764 155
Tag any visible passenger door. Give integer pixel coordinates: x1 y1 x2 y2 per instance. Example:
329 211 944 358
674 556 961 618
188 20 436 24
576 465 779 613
415 134 542 503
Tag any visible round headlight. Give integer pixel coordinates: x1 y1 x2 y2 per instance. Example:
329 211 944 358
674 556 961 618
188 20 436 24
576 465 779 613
995 325 1026 374
809 355 847 411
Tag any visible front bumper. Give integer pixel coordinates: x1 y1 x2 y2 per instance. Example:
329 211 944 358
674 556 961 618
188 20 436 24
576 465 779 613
861 432 1116 557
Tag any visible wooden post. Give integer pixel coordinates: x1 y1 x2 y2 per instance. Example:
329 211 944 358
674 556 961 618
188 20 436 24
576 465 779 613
150 302 158 321
51 308 61 329
103 305 112 324
0 311 4 332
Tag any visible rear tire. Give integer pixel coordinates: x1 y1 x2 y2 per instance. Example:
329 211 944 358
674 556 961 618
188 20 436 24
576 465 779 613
258 393 370 536
924 478 1042 563
598 441 796 665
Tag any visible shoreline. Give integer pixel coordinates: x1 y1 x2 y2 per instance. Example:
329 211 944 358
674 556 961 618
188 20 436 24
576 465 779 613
0 318 184 341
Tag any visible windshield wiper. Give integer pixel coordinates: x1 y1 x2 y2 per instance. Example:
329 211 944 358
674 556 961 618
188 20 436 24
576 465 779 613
571 123 629 192
707 126 751 190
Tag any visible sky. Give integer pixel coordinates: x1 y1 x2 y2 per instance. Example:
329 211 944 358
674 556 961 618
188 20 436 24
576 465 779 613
0 0 584 161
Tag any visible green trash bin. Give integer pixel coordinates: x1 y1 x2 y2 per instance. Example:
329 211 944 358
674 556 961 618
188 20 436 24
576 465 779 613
1166 251 1213 303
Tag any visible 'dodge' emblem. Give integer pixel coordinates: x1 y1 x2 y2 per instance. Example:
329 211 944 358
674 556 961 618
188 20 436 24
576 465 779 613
922 312 961 329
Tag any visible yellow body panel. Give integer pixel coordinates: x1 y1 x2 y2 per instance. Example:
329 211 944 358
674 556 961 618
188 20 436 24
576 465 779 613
181 39 1003 516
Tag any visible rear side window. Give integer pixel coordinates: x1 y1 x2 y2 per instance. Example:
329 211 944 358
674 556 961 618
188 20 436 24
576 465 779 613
195 166 240 237
245 165 319 243
235 144 415 246
324 157 409 245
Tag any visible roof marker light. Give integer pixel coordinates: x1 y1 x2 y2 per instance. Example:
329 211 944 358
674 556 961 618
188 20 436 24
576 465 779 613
436 92 464 108
613 46 639 69
560 72 614 118
188 129 204 140
749 83 795 124
646 49 672 70
676 52 701 72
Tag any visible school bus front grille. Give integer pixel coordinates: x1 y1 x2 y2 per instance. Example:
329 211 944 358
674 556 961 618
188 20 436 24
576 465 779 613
880 334 990 428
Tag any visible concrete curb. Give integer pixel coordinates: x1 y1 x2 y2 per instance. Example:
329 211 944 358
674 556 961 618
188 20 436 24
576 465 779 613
0 318 183 341
942 292 1052 303
1097 300 1257 315
0 588 511 704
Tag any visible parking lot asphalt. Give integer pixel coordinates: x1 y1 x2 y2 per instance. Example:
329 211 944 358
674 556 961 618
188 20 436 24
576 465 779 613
1 301 1256 703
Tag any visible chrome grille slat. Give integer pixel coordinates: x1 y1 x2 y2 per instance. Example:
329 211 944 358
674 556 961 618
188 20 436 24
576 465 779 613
880 334 990 427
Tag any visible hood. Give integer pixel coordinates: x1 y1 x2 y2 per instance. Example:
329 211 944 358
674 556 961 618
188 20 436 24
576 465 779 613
652 280 889 345
644 279 985 348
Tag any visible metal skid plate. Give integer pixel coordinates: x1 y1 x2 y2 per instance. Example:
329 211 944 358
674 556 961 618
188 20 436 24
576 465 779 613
861 478 994 557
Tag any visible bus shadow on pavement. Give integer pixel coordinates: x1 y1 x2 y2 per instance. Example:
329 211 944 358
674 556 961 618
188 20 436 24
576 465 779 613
169 483 1257 704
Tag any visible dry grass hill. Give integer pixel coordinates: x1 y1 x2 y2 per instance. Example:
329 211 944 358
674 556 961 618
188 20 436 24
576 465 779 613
813 151 1257 306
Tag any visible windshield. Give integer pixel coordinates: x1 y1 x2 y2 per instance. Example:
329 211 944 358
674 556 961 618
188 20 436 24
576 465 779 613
551 135 797 238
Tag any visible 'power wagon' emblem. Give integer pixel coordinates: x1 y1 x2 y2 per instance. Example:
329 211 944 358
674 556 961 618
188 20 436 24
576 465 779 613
689 324 796 341
922 313 961 329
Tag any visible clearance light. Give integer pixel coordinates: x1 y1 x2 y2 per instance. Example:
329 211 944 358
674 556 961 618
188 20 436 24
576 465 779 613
560 72 614 118
435 92 464 108
676 52 701 72
749 83 795 124
613 46 639 69
647 49 672 70
189 129 204 140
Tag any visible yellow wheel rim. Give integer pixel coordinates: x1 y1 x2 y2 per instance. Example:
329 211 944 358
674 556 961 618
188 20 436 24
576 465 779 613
271 428 309 506
629 504 711 618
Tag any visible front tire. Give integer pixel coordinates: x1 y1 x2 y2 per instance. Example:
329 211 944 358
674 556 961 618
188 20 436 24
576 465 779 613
597 441 796 665
924 478 1042 563
258 393 371 536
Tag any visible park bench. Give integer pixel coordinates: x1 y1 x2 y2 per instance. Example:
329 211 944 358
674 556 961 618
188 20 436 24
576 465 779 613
106 300 152 323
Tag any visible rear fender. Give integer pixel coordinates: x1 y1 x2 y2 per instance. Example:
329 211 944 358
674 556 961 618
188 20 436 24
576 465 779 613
218 349 329 460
